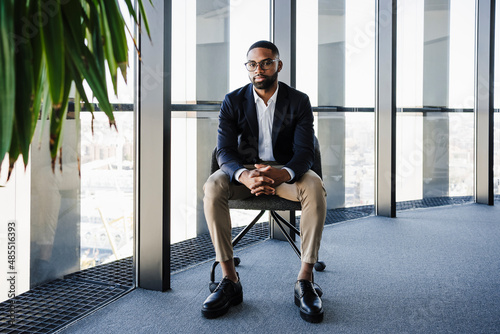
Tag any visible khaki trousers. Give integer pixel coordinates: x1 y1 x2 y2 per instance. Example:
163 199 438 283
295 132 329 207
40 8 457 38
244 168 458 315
203 168 327 264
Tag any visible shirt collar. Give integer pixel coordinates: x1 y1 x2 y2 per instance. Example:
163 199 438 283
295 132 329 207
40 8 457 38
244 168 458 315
253 83 279 105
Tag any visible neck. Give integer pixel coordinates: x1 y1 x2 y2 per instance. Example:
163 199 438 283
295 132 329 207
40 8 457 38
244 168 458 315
254 81 278 105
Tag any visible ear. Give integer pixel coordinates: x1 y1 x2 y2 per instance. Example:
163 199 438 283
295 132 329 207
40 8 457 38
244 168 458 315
277 60 283 72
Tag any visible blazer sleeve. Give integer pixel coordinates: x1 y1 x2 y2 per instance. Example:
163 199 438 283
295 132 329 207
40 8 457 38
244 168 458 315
216 95 245 183
283 94 315 183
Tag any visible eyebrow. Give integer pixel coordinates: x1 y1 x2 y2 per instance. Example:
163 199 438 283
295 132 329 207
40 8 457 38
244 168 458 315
247 58 274 62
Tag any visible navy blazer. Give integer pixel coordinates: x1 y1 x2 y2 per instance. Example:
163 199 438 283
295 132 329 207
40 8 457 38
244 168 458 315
216 81 315 184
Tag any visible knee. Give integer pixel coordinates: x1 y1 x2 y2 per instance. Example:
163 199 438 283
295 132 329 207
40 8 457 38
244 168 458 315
304 172 327 196
203 172 230 200
299 172 327 207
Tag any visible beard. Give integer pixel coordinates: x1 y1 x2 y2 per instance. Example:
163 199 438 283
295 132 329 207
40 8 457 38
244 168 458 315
251 71 278 90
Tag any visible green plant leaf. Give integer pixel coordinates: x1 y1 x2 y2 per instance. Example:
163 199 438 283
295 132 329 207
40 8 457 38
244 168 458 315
39 0 65 108
101 0 128 81
64 25 115 127
123 0 138 25
67 57 94 115
74 88 81 177
93 0 118 94
1 0 152 183
12 0 35 167
49 64 72 171
138 0 152 39
86 0 105 74
29 0 44 140
37 74 52 148
0 0 16 165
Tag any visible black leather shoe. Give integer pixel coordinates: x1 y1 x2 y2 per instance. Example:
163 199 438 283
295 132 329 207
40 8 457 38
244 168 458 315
294 279 324 323
202 275 243 319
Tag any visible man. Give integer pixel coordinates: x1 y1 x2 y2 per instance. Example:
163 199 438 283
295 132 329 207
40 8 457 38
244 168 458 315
202 40 327 323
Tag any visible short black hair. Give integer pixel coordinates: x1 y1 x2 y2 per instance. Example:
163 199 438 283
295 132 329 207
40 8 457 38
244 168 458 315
247 40 280 57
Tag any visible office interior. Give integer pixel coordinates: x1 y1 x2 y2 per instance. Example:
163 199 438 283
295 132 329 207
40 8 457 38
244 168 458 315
0 0 499 333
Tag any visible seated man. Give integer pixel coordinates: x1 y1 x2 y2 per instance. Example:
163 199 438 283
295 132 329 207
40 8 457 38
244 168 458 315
202 40 327 323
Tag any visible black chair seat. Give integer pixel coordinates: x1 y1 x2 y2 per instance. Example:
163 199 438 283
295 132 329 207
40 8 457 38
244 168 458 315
229 196 302 211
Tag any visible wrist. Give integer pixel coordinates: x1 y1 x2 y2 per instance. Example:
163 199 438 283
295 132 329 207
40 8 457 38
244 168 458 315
281 167 293 182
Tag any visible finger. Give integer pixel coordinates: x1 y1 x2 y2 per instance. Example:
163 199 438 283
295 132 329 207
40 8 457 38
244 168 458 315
250 177 274 187
248 170 264 178
251 185 275 195
254 164 272 171
256 176 274 184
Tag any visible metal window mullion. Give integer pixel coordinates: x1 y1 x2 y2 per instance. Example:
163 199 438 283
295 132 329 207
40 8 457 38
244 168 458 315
137 0 172 291
375 0 397 217
474 0 495 205
273 0 296 87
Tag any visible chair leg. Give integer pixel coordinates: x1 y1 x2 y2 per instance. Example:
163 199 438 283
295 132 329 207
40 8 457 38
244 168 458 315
271 211 301 259
232 210 266 247
209 261 220 292
270 211 327 273
270 210 300 236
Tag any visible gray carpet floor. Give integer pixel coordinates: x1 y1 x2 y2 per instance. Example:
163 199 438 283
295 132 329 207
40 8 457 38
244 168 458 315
61 203 500 334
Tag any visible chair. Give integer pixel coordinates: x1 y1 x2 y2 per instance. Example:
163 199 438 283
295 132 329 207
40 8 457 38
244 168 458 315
208 136 326 293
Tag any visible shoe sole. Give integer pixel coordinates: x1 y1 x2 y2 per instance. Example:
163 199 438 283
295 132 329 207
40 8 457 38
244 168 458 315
294 295 324 323
201 292 243 319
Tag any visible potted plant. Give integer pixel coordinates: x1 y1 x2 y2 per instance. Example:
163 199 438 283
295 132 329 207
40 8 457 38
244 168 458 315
0 0 151 181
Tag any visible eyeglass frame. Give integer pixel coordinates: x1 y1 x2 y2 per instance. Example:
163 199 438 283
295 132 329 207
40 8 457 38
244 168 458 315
244 58 280 71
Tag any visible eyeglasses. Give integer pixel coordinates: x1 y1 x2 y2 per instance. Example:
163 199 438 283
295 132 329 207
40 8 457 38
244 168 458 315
244 59 279 71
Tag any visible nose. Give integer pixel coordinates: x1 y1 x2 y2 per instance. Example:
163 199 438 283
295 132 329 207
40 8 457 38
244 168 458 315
254 63 265 73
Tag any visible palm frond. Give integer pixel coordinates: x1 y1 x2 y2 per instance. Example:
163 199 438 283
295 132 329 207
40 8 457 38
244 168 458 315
0 0 151 181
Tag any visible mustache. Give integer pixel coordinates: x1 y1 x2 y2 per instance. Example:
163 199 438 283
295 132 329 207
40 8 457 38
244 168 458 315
253 74 268 79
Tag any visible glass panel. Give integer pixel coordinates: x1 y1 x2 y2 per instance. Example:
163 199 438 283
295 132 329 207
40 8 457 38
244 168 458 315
297 0 375 210
495 2 500 110
448 113 474 196
26 110 135 291
170 111 269 243
1 145 32 301
297 0 375 107
171 0 271 243
172 0 271 104
80 112 134 269
448 0 475 109
495 113 500 195
0 2 137 301
317 112 375 208
396 0 474 202
74 1 138 274
30 118 80 287
494 4 500 196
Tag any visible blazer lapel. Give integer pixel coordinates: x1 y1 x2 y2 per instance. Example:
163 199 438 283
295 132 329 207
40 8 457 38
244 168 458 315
243 84 259 138
272 82 289 147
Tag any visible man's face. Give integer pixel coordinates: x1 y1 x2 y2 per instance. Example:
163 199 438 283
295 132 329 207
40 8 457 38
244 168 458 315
247 47 282 90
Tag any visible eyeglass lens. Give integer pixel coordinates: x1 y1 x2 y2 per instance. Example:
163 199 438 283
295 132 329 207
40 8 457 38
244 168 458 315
245 59 277 71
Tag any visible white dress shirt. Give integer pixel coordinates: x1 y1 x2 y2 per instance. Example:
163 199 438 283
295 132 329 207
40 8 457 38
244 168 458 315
235 85 295 182
254 85 278 161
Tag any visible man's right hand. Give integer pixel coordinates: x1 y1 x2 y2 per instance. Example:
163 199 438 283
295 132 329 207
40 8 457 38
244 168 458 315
239 167 275 196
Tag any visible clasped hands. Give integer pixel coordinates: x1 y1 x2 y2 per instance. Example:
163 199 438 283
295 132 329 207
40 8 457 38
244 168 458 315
239 164 291 196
